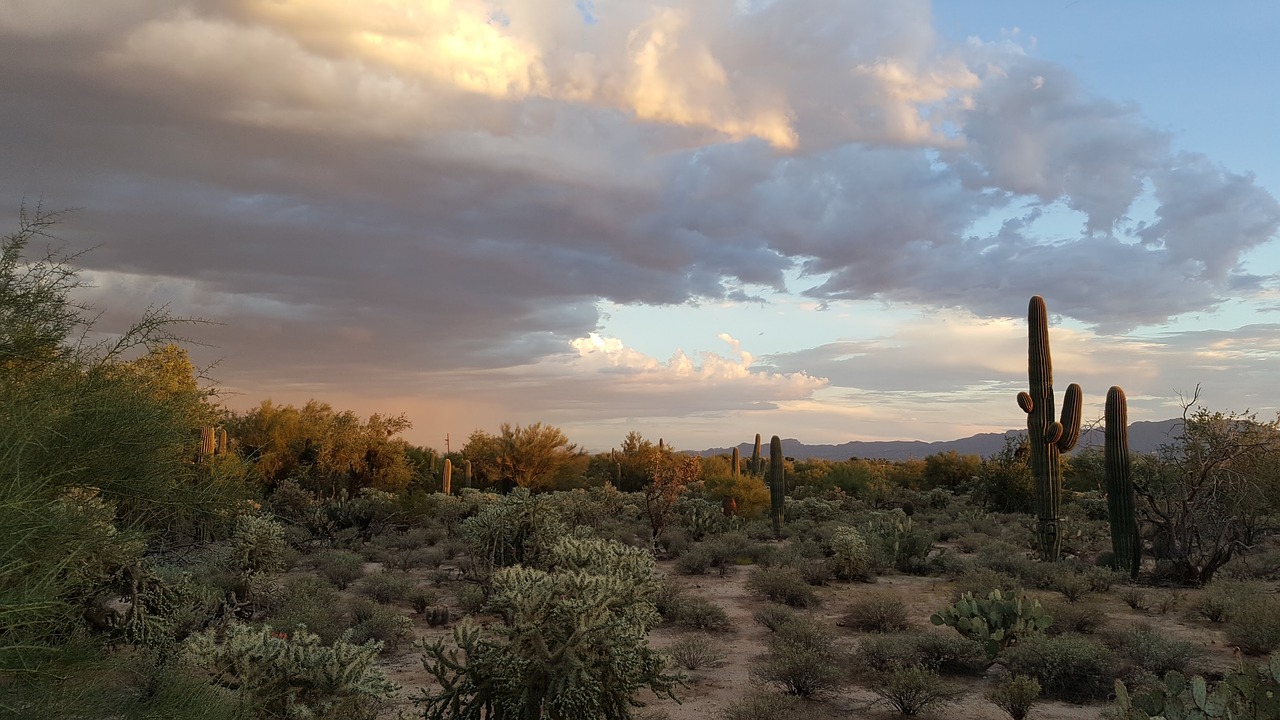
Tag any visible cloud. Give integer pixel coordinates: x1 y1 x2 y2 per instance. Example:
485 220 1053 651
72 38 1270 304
0 0 1276 449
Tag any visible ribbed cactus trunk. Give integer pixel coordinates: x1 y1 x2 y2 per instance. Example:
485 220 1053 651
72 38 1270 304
1017 296 1082 562
442 459 452 495
751 434 762 475
464 459 473 490
200 426 216 456
1105 386 1141 578
614 462 622 487
769 435 785 537
732 447 740 478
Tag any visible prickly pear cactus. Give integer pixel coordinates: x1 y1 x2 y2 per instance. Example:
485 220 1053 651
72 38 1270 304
930 588 1052 658
1017 296 1082 561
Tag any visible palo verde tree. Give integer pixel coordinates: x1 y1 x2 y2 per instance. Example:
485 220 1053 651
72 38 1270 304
1 207 248 718
462 422 588 492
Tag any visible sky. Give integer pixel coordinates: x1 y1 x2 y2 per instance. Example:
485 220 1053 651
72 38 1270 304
3 0 1279 453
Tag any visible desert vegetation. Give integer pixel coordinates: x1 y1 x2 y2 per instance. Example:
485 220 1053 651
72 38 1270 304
4 212 1280 719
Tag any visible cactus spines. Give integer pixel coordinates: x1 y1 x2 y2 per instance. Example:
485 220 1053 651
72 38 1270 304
751 434 762 475
731 447 740 478
1106 386 1141 578
769 435 784 536
442 458 452 495
1019 296 1082 561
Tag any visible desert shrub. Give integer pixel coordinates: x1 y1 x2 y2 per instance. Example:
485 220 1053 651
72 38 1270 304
1112 624 1203 677
747 566 819 608
668 633 726 670
1119 586 1151 611
676 545 713 575
409 587 440 615
653 581 684 620
843 591 913 633
457 489 569 572
870 665 962 716
753 605 799 633
863 510 934 573
673 597 732 632
857 634 920 672
720 691 804 720
345 598 414 653
751 614 848 699
1082 564 1126 592
1004 632 1115 702
1155 591 1182 615
230 514 289 575
1191 578 1264 623
267 576 345 644
1044 599 1108 635
828 525 874 581
454 584 486 615
314 549 366 589
1224 595 1280 654
910 632 990 676
269 479 320 526
987 674 1042 720
797 558 834 586
359 571 413 604
949 566 1021 601
186 623 396 720
658 527 691 558
1053 572 1093 602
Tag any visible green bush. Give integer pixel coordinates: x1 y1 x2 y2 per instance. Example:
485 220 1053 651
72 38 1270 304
267 576 345 644
751 614 848 699
753 605 799 633
1004 632 1115 702
676 545 713 575
1191 578 1264 623
1108 654 1280 720
857 632 988 677
720 691 804 720
949 566 1021 601
870 665 961 716
843 591 913 633
359 571 413 604
186 623 397 720
1112 625 1204 677
345 598 414 653
1044 599 1108 635
747 566 820 608
668 633 726 670
673 597 732 632
1225 595 1280 655
987 674 1042 720
314 549 366 589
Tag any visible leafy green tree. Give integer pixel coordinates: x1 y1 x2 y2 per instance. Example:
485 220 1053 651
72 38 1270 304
971 436 1036 514
922 450 983 490
462 422 588 491
1 207 249 718
230 399 414 496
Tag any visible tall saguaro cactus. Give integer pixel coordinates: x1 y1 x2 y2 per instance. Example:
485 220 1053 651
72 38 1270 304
769 435 785 536
442 458 453 495
732 447 740 478
1105 386 1140 577
751 434 762 475
464 459 473 490
1017 296 1082 561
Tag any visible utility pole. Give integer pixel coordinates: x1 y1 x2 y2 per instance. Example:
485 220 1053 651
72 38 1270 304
445 433 451 454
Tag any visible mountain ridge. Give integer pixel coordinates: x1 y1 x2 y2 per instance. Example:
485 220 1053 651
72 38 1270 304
696 419 1182 461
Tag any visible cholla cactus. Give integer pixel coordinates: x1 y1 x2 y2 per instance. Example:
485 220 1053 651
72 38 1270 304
828 526 872 581
187 623 397 718
418 535 679 720
230 514 288 575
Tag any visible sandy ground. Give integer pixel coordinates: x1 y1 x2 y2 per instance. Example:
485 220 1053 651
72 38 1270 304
372 554 1256 720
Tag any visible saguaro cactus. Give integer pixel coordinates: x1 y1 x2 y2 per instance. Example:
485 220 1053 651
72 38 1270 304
442 459 452 495
769 435 785 536
464 459 473 490
731 447 740 478
1016 296 1082 561
751 434 762 475
1105 386 1141 577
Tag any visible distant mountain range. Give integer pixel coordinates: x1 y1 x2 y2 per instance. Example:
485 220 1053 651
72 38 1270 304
697 420 1183 461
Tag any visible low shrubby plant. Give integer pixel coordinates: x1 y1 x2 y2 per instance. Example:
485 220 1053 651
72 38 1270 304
1111 624 1204 678
668 633 726 670
268 576 346 644
1004 632 1115 702
751 614 848 699
1108 654 1280 720
949 566 1020 601
870 665 962 716
359 571 413 604
1224 595 1280 655
1044 599 1108 635
987 674 1042 720
720 691 804 720
230 514 290 575
314 549 366 589
1119 586 1152 611
857 631 988 677
753 605 799 633
1190 578 1264 623
828 525 874 581
747 566 819 608
345 597 414 653
843 591 913 633
672 597 732 632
